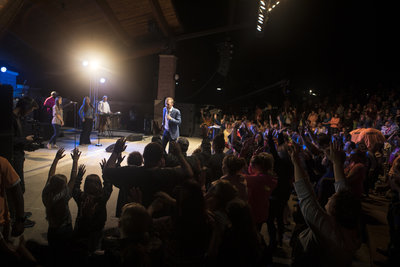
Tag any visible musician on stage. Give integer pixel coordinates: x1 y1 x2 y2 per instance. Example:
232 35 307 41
79 96 95 145
162 97 181 151
98 95 111 136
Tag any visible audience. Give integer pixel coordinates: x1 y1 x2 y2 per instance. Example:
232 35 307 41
11 87 400 266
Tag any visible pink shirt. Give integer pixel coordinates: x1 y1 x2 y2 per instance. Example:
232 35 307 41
245 173 277 223
44 96 55 115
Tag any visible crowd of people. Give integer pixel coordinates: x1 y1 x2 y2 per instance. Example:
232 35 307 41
1 88 400 266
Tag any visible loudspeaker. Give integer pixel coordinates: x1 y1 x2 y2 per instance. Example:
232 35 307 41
105 144 115 153
126 133 143 142
176 103 196 137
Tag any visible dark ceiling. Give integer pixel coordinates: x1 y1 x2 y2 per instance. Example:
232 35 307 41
0 0 398 106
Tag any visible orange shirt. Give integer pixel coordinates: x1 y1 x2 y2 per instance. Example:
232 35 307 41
329 117 340 128
0 156 20 225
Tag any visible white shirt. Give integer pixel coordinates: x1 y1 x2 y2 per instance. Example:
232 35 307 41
98 101 111 114
164 107 172 131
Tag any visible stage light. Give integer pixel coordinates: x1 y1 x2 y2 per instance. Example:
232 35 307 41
260 1 265 6
272 5 276 8
260 5 265 10
277 1 280 4
217 87 222 91
82 60 89 67
99 77 106 83
259 14 264 18
90 61 100 70
268 8 272 12
0 67 6 72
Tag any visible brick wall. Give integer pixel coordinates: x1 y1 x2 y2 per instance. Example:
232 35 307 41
154 54 177 125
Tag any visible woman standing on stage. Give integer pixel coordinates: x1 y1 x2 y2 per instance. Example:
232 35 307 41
47 96 64 149
79 96 94 145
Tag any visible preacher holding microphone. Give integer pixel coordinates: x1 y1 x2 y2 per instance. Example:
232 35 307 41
161 97 181 151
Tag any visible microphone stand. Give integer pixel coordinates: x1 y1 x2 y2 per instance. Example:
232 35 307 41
96 112 103 147
73 102 77 149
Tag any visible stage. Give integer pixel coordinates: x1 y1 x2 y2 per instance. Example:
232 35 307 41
21 127 202 244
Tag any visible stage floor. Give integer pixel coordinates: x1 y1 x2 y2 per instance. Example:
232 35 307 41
21 129 202 244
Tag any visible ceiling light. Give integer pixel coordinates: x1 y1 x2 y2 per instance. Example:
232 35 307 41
0 67 6 73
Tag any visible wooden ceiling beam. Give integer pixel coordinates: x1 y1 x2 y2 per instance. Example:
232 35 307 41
0 0 25 38
175 23 251 42
93 0 132 46
148 0 172 38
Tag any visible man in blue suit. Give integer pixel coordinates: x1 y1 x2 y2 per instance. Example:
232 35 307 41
162 97 181 151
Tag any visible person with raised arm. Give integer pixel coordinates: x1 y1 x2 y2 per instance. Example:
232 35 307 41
42 147 81 265
289 140 362 266
103 138 193 207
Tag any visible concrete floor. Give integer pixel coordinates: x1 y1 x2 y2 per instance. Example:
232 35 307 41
21 130 202 245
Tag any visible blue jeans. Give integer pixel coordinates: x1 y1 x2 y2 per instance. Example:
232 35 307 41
49 124 61 145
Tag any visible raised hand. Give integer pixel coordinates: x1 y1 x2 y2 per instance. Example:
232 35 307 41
55 148 66 160
70 147 81 161
169 140 182 156
328 139 343 164
99 158 107 170
287 141 302 164
77 164 86 178
113 138 127 154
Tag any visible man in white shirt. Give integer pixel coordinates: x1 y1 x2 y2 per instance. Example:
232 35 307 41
98 95 111 135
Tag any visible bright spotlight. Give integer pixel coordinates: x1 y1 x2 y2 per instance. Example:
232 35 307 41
90 61 100 70
0 67 6 73
260 5 265 10
277 1 280 4
217 87 222 91
99 77 106 83
268 8 272 11
260 1 265 6
272 5 276 8
82 60 89 67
